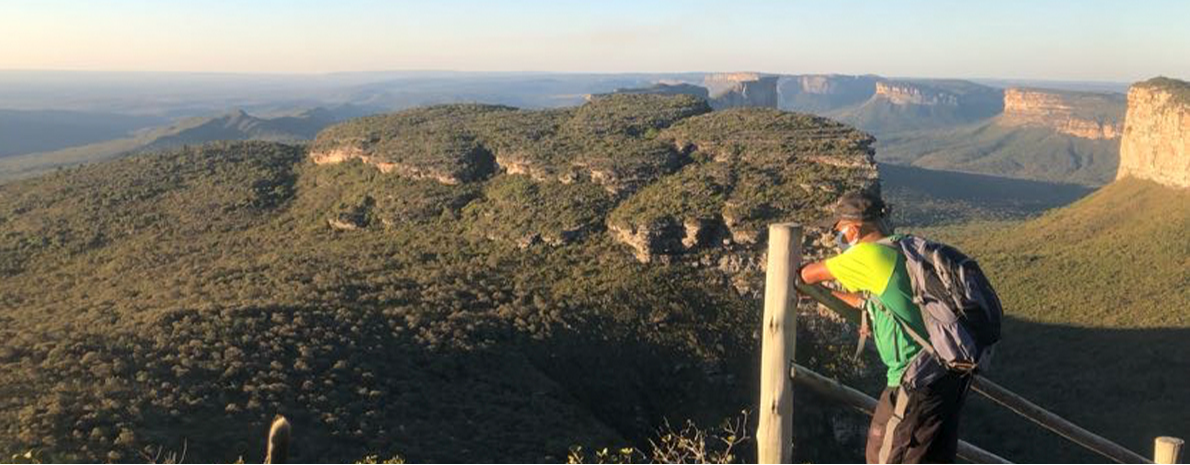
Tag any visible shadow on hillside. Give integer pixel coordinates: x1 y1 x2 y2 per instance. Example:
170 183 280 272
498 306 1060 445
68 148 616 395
878 163 1094 226
804 315 1189 463
961 316 1189 463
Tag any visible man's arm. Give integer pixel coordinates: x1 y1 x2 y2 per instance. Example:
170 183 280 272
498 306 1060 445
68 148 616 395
800 261 865 308
799 261 833 285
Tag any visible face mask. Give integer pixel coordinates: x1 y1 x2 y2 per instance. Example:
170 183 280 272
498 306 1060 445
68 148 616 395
835 225 858 251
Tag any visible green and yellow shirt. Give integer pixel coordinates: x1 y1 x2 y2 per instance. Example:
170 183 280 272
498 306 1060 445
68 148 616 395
825 239 929 386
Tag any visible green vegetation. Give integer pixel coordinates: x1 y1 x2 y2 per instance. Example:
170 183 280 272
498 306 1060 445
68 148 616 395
904 178 1189 462
880 163 1093 227
462 174 613 246
312 94 711 194
310 104 510 183
567 412 751 464
608 109 877 241
922 179 1188 328
0 96 880 462
878 118 1121 186
1137 76 1190 105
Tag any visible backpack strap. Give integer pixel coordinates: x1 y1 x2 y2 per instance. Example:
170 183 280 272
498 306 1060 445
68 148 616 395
870 296 980 373
868 294 937 359
853 310 868 360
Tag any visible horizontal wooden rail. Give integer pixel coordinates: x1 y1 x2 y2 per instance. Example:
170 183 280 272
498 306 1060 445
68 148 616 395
790 362 1011 464
797 282 1153 464
970 377 1150 464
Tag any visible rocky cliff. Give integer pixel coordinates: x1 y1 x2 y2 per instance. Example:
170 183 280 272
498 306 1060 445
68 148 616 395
832 79 1003 135
777 74 879 113
874 81 960 106
703 73 780 109
1117 77 1190 187
1001 88 1124 140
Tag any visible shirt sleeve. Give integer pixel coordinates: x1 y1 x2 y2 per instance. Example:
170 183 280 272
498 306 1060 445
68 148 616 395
824 243 884 294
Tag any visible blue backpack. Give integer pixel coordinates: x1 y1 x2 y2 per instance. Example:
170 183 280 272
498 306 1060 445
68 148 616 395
873 235 1003 386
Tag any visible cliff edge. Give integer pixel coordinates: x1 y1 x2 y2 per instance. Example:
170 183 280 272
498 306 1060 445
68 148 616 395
1117 77 1190 187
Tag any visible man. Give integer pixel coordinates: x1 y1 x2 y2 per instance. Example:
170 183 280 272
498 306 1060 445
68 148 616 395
799 190 971 464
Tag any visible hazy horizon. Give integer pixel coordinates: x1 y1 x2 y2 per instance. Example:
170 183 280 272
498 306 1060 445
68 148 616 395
2 0 1188 82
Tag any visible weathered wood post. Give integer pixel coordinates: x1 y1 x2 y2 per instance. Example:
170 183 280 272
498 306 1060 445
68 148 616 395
265 414 291 464
1155 436 1184 464
758 223 800 464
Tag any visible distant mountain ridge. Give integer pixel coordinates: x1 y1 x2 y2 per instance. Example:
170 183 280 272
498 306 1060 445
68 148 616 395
0 109 166 157
0 105 369 182
0 71 1158 187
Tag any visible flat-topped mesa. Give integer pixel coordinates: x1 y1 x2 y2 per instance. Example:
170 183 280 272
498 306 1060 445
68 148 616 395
776 75 879 113
309 96 711 193
874 81 960 106
1117 77 1190 188
1001 88 1125 140
590 82 710 101
704 72 780 109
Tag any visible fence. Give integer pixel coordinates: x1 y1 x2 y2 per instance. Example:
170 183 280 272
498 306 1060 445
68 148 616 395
758 223 1184 464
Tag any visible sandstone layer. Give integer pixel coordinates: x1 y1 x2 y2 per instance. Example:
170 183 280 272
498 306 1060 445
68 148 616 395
1001 88 1124 140
1117 78 1190 188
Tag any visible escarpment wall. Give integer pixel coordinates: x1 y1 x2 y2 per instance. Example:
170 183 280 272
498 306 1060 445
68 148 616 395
1001 88 1124 140
1116 79 1190 187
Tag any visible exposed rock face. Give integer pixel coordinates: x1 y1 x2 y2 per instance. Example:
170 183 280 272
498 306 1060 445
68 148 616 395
1001 88 1124 140
609 220 685 263
704 73 780 109
607 109 878 265
1117 77 1190 188
310 145 495 185
875 81 959 106
778 75 879 112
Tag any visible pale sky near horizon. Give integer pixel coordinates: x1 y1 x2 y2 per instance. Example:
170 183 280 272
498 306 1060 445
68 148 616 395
1 0 1187 82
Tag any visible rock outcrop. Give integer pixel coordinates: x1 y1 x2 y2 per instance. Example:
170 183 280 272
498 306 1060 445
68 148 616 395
310 144 496 185
874 81 959 106
1117 77 1190 188
1001 88 1124 140
607 109 878 264
704 73 780 109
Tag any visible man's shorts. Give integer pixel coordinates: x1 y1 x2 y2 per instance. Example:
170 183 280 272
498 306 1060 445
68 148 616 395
865 371 972 464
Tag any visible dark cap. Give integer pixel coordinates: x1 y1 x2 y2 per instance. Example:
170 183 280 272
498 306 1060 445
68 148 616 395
814 190 889 228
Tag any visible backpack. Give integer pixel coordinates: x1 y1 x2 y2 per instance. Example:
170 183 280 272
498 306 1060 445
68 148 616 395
874 234 1003 377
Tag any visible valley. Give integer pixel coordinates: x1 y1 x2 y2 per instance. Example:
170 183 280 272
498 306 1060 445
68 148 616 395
0 70 1184 463
0 95 880 462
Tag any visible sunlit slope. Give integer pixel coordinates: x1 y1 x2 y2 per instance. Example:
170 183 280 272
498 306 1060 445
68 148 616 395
959 178 1188 328
915 178 1188 462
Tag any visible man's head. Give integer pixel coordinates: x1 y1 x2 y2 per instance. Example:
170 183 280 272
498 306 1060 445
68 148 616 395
816 190 892 244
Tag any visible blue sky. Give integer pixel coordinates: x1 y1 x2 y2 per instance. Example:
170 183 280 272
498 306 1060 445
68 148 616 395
1 0 1187 81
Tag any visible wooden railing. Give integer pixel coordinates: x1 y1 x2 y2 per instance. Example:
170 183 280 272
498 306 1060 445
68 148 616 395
758 223 1183 464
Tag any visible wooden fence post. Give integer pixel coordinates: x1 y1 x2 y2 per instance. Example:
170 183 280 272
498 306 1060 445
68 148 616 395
758 223 800 464
1155 437 1184 464
265 414 291 464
